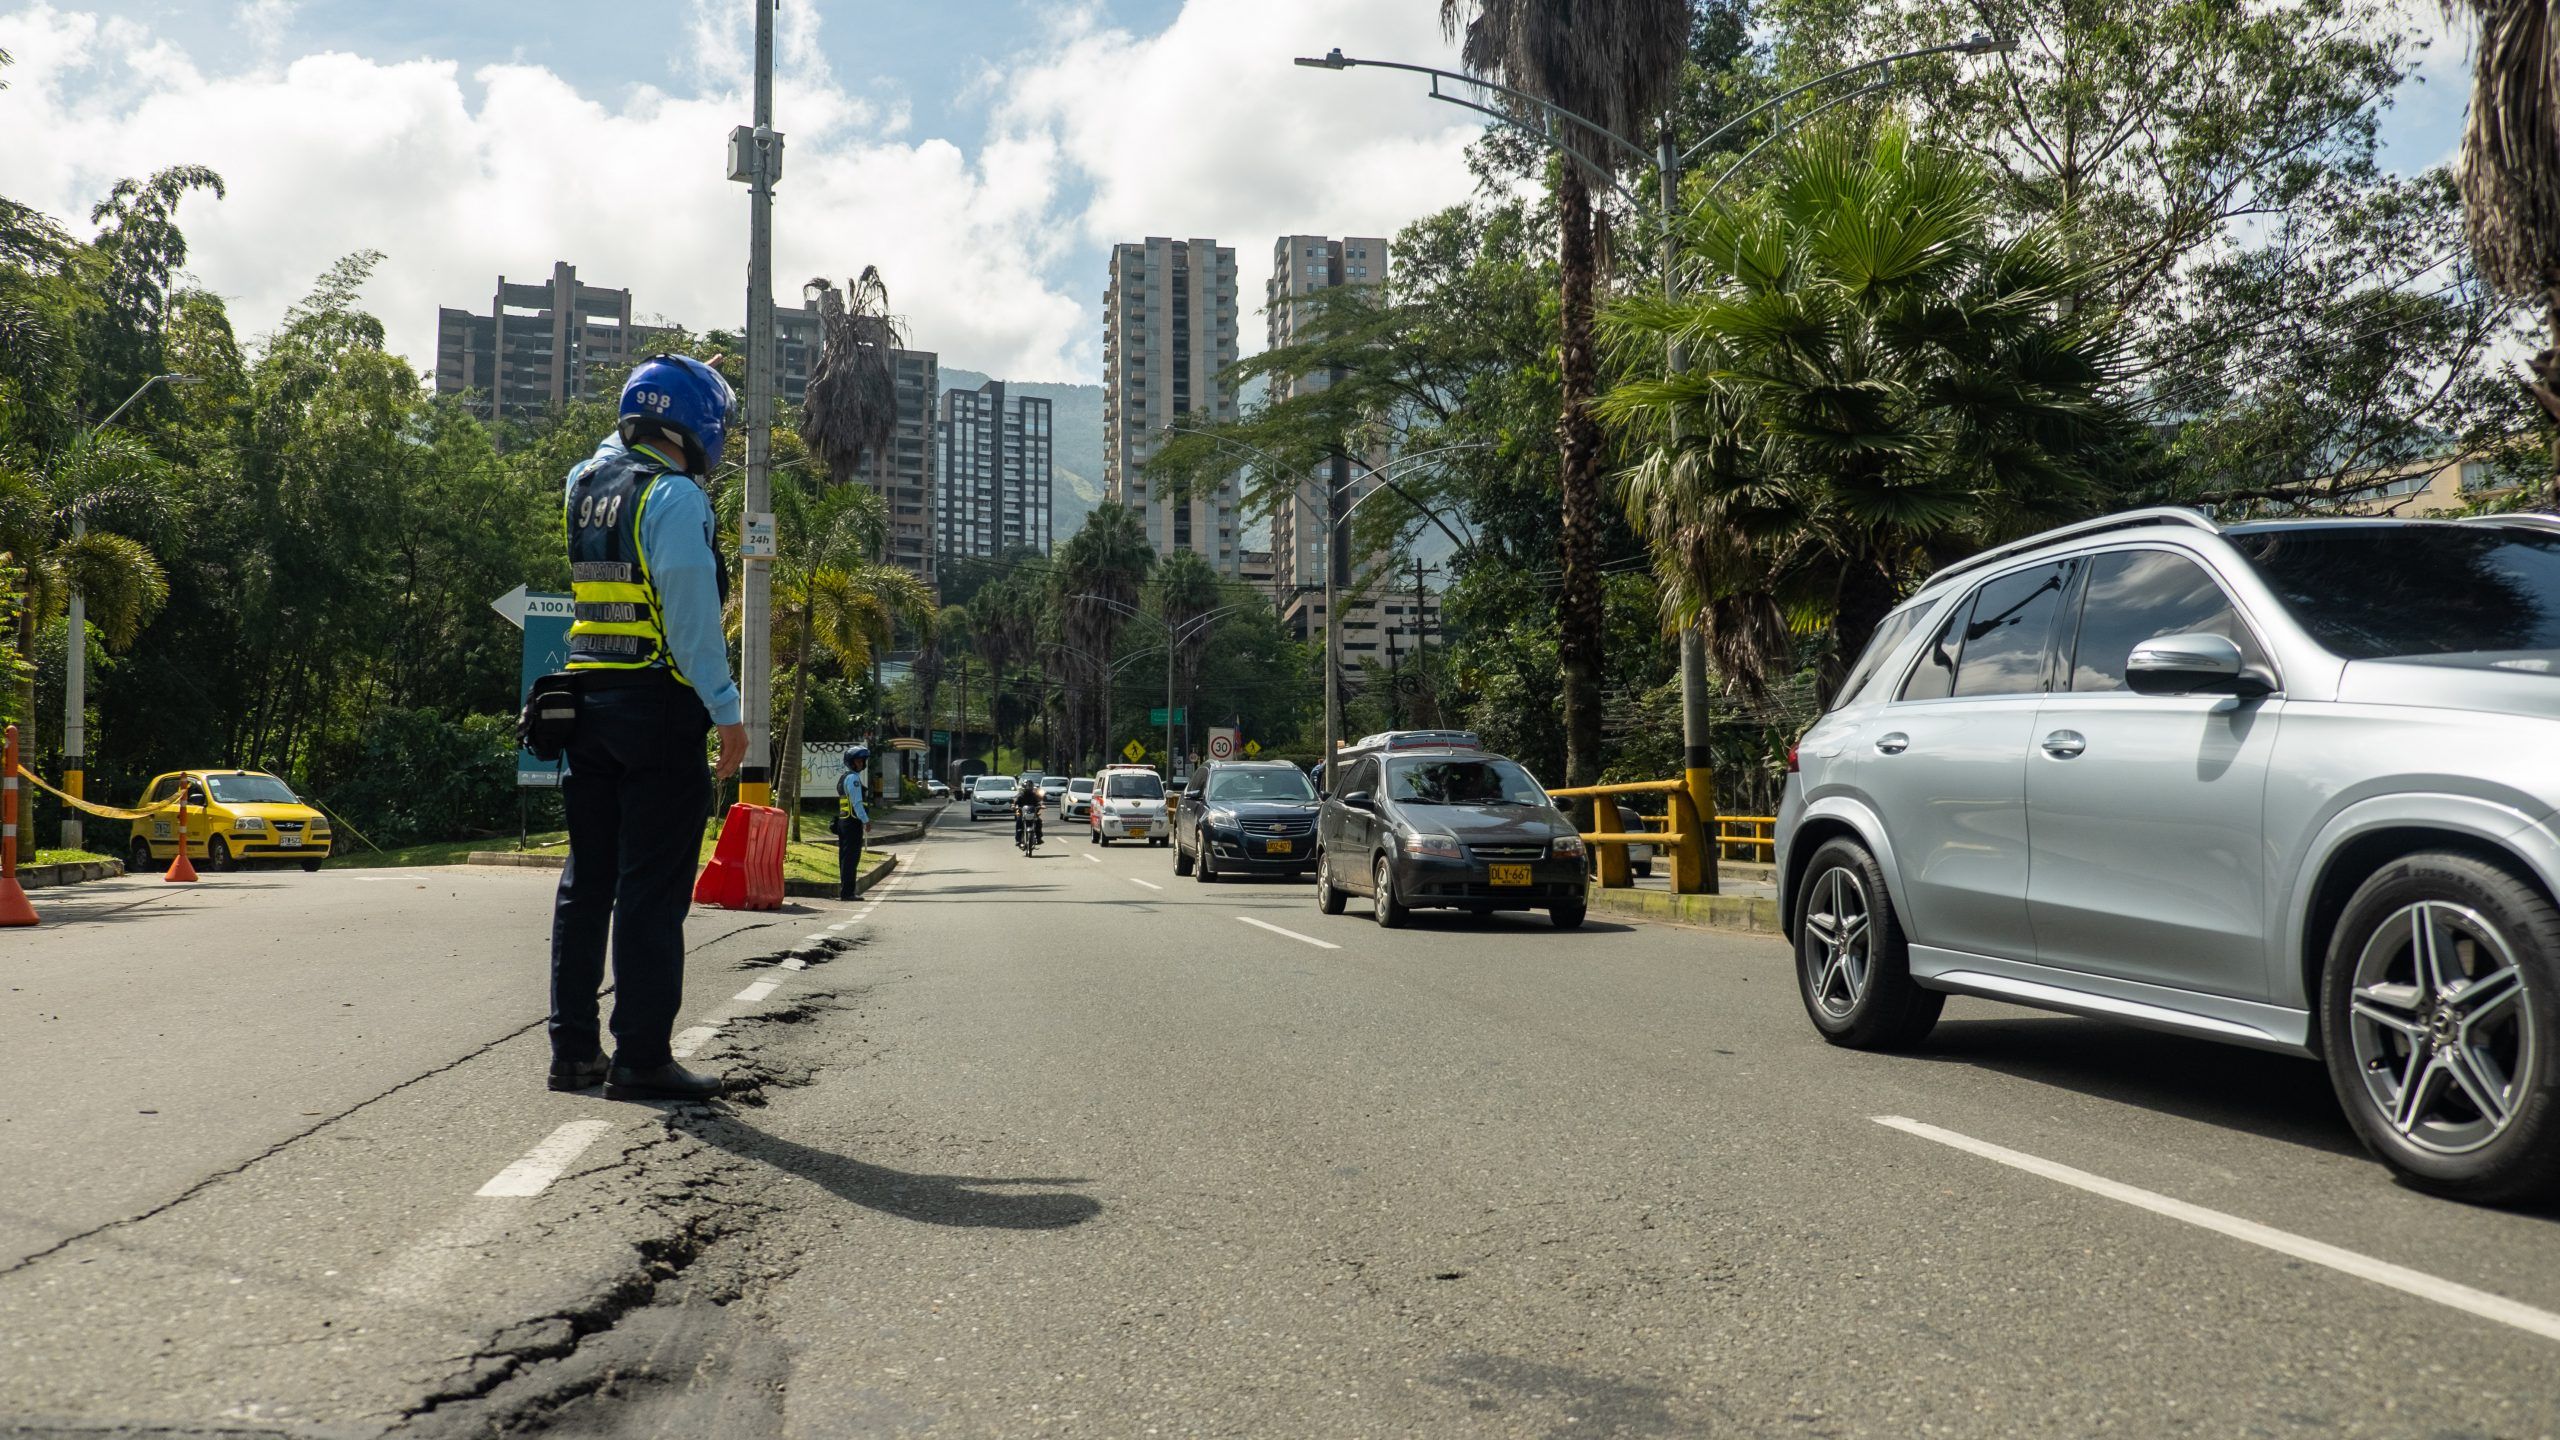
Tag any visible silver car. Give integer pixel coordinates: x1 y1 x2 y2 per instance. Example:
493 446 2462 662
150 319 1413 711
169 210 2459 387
1777 508 2560 1202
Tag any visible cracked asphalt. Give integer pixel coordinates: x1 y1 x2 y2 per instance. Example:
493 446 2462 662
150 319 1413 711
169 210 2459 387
6 807 2560 1437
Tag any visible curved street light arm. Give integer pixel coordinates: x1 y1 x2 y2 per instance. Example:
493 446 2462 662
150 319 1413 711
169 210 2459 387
1674 35 2010 168
1693 77 1900 211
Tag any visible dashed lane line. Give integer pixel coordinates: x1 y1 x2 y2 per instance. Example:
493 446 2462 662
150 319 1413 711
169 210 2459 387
670 1025 720 1059
1871 1115 2560 1346
1236 915 1341 951
735 979 780 1004
475 1120 617 1199
1129 877 1163 892
1083 853 1101 864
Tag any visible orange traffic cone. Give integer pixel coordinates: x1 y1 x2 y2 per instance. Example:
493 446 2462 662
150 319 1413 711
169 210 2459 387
165 787 198 883
1 725 34 926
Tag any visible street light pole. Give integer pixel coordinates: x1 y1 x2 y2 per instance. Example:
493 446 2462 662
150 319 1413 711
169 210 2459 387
62 371 192 851
731 0 782 808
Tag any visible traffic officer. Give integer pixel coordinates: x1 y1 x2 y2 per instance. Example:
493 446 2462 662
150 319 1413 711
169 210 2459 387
835 745 870 901
548 354 748 1103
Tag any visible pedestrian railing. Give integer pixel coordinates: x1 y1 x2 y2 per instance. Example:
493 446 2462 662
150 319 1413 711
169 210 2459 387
1716 815 1777 863
1545 778 1712 895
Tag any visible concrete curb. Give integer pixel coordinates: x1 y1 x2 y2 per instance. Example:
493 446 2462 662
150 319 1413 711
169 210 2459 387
783 851 898 900
467 851 568 869
1586 884 1784 937
17 859 125 889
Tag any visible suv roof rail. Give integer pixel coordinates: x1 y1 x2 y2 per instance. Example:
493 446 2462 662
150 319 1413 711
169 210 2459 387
1920 507 2221 593
2459 512 2560 534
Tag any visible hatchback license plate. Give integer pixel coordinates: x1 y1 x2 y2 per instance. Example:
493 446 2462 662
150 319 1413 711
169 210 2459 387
1264 838 1293 855
280 835 302 849
1124 824 1148 836
1488 863 1531 887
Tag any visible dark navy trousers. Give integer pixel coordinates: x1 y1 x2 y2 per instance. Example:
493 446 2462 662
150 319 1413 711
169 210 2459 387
549 676 713 1067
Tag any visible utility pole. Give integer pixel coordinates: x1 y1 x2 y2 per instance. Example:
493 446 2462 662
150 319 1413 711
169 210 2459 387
730 0 782 808
1659 117 1718 895
1322 450 1346 773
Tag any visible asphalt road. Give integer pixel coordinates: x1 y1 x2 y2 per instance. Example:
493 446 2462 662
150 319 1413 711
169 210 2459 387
5 807 2559 1438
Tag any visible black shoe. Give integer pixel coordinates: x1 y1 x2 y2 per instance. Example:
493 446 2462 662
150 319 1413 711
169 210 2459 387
547 1052 610 1092
603 1059 725 1102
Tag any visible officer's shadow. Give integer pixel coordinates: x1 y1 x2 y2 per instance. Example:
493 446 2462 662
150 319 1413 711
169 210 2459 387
686 1116 1101 1230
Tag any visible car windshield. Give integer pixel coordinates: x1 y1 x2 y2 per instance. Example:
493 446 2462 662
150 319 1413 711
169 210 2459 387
1206 769 1316 803
977 776 1014 792
207 774 298 806
2232 525 2560 660
1105 773 1163 799
1385 757 1548 806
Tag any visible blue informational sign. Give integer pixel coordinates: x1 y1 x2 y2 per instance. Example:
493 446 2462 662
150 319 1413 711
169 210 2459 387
515 592 575 787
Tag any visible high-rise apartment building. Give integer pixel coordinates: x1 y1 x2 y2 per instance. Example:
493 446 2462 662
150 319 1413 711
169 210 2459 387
936 379 1053 560
848 324 940 580
1103 237 1242 572
434 262 644 417
1265 236 1390 650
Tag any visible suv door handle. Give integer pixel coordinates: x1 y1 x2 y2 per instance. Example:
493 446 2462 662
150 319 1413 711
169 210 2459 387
2041 730 2087 758
1875 732 1909 755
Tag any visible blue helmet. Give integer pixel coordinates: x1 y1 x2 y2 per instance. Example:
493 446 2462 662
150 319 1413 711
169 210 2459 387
847 744 871 765
618 355 736 475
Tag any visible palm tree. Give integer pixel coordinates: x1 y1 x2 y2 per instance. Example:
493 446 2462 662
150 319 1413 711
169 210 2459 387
2446 0 2560 503
0 430 170 735
1145 549 1222 762
967 578 1035 766
1052 504 1155 770
797 268 902 488
1603 124 2132 700
1439 0 1688 788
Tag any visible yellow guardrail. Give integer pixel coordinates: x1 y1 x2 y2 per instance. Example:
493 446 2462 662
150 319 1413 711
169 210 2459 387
1546 777 1713 894
1716 814 1776 862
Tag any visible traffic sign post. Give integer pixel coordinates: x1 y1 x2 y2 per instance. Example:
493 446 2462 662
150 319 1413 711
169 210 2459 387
495 587 575 787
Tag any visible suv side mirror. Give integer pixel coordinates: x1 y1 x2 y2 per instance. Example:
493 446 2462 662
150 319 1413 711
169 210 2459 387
2127 633 2274 698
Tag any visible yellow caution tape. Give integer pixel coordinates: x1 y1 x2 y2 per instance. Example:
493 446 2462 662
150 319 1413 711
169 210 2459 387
11 765 187 821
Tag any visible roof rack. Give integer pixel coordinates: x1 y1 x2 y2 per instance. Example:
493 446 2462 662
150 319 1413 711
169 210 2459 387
2458 513 2560 535
1920 508 2220 593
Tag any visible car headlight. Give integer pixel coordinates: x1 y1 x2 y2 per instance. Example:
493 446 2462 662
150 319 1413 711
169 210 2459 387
1402 832 1464 859
231 817 267 833
1207 807 1237 828
1551 835 1585 858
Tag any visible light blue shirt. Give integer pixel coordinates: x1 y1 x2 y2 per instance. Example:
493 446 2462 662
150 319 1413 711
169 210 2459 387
568 436 742 727
838 768 870 824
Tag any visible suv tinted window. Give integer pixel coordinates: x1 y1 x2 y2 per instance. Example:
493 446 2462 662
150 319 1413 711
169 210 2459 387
1837 603 1929 709
1900 593 1969 701
2233 525 2560 659
1952 562 2070 697
2069 549 2265 692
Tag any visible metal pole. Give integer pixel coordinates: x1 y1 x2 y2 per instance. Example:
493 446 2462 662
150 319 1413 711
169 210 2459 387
62 372 185 852
1660 118 1718 895
737 0 777 807
1323 453 1345 776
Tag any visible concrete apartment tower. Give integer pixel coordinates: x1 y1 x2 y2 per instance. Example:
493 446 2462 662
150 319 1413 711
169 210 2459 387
434 261 639 418
851 320 941 581
1103 238 1242 571
1266 235 1389 645
936 379 1054 560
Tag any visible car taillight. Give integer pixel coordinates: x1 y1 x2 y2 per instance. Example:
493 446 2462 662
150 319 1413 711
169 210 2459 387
1786 745 1799 774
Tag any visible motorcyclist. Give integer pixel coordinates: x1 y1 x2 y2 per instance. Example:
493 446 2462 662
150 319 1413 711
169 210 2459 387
1013 774 1045 847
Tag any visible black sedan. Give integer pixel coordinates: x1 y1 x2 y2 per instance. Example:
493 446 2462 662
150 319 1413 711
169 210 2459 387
1172 761 1321 882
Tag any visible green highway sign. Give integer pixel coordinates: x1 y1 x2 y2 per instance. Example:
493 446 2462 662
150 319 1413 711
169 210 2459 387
1147 706 1188 726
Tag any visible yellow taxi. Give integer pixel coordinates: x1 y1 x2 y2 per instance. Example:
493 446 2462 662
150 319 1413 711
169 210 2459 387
127 770 333 873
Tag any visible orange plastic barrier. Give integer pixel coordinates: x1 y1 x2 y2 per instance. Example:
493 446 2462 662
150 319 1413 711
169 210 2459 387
1 726 35 927
694 801 786 911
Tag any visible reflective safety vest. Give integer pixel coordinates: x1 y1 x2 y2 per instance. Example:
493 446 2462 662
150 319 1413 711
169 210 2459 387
838 773 867 823
563 444 712 685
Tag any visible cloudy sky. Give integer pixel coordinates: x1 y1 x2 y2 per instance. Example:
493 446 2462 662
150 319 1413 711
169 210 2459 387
0 0 2473 386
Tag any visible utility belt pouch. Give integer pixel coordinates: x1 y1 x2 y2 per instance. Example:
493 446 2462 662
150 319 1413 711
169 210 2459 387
519 672 582 762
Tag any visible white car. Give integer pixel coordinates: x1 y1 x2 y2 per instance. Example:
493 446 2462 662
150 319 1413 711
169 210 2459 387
1063 777 1096 821
925 778 951 800
1091 767 1167 846
967 774 1017 821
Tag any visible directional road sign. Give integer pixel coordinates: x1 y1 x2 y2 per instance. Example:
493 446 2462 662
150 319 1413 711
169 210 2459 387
496 588 575 787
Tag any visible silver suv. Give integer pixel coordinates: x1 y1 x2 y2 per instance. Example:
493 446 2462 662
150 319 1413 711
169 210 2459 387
1777 508 2560 1202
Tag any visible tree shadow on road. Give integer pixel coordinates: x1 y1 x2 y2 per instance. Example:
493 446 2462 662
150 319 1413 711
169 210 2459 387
686 1117 1102 1230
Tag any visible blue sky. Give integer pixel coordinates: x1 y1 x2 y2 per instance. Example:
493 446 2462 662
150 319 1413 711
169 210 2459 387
0 0 2476 384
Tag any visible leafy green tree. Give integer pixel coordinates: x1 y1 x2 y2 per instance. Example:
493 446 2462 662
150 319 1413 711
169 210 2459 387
0 430 170 731
1603 124 2137 697
1051 503 1154 770
80 166 225 418
1439 0 1689 789
2445 0 2560 500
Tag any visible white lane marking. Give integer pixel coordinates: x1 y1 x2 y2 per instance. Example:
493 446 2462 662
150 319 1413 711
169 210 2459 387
803 933 830 943
1129 877 1163 892
1083 854 1101 864
1871 1116 2560 1345
828 921 850 931
671 1025 720 1059
475 1120 616 1198
735 979 780 1004
1236 915 1341 951
782 956 807 971
371 1201 516 1302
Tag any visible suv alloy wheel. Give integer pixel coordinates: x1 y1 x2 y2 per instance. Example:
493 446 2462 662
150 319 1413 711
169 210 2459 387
1792 837 1942 1049
2321 852 2560 1202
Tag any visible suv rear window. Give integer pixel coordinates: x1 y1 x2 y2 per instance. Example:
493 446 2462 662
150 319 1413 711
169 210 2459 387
1901 562 2070 700
1104 773 1163 799
2233 525 2560 659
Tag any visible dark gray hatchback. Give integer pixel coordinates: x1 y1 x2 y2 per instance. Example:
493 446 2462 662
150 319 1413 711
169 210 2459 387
1313 743 1589 928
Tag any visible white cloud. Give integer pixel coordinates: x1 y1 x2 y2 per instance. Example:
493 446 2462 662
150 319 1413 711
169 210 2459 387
234 0 296 54
0 0 1483 384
